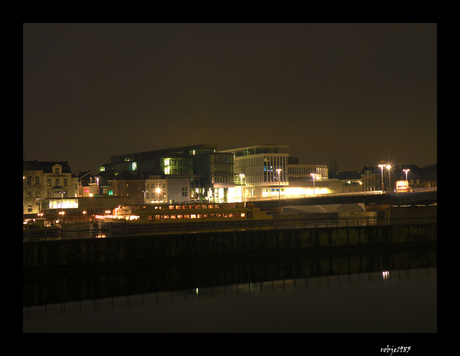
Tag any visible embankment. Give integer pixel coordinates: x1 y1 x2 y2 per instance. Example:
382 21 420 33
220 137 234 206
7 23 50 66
23 223 436 275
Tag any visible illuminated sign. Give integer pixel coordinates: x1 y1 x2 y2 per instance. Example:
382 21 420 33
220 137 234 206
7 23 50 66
396 180 409 192
49 199 79 209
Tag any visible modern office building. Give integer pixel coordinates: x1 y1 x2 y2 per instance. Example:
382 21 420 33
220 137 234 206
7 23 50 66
101 144 342 203
287 164 328 181
218 145 288 200
100 144 235 203
219 145 342 200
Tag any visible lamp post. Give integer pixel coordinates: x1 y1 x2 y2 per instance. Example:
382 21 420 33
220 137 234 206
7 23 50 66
403 168 410 192
403 168 410 181
386 165 392 193
276 169 282 213
378 164 385 192
310 173 316 195
239 173 245 205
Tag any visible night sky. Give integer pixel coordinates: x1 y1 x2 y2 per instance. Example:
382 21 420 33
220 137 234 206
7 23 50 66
23 23 437 174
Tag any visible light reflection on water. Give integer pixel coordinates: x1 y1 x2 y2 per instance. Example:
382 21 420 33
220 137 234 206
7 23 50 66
23 267 436 333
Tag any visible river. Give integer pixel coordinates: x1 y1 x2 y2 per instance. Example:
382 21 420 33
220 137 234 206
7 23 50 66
23 247 436 334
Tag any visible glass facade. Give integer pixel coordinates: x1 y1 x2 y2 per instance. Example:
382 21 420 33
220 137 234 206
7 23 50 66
161 157 193 175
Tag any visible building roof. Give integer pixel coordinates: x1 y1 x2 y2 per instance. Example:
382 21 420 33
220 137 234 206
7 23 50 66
23 160 72 173
218 145 289 153
330 171 362 180
110 144 217 163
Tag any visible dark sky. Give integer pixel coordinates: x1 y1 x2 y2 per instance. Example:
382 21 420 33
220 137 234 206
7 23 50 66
23 23 437 174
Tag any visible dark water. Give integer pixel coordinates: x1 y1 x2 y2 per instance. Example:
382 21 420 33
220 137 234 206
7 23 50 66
23 246 436 333
23 268 436 333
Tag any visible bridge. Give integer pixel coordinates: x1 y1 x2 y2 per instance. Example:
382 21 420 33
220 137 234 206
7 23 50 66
252 189 437 211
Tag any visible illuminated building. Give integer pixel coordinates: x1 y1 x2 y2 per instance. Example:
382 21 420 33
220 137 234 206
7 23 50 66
76 170 99 197
144 175 191 204
218 145 339 200
100 144 233 203
23 161 78 214
101 144 344 202
107 172 191 205
287 164 328 180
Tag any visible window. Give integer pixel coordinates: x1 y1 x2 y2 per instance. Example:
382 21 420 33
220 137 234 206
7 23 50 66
55 168 60 175
47 179 51 186
35 177 39 185
64 179 68 186
182 187 187 197
55 179 59 186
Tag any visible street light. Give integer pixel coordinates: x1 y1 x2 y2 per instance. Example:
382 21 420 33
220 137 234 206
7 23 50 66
310 173 316 195
386 165 392 193
239 173 245 205
155 187 162 202
276 169 282 213
378 164 386 192
403 168 410 181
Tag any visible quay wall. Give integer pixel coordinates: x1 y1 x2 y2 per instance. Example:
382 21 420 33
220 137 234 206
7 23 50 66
23 223 436 273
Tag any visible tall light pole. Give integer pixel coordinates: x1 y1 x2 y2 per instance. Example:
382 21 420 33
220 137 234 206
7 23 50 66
403 168 410 192
310 173 316 195
276 168 282 213
378 164 385 192
239 173 245 205
403 168 410 181
386 165 392 193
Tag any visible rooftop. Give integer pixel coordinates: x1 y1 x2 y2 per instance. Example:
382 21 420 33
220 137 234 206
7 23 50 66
218 145 289 154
